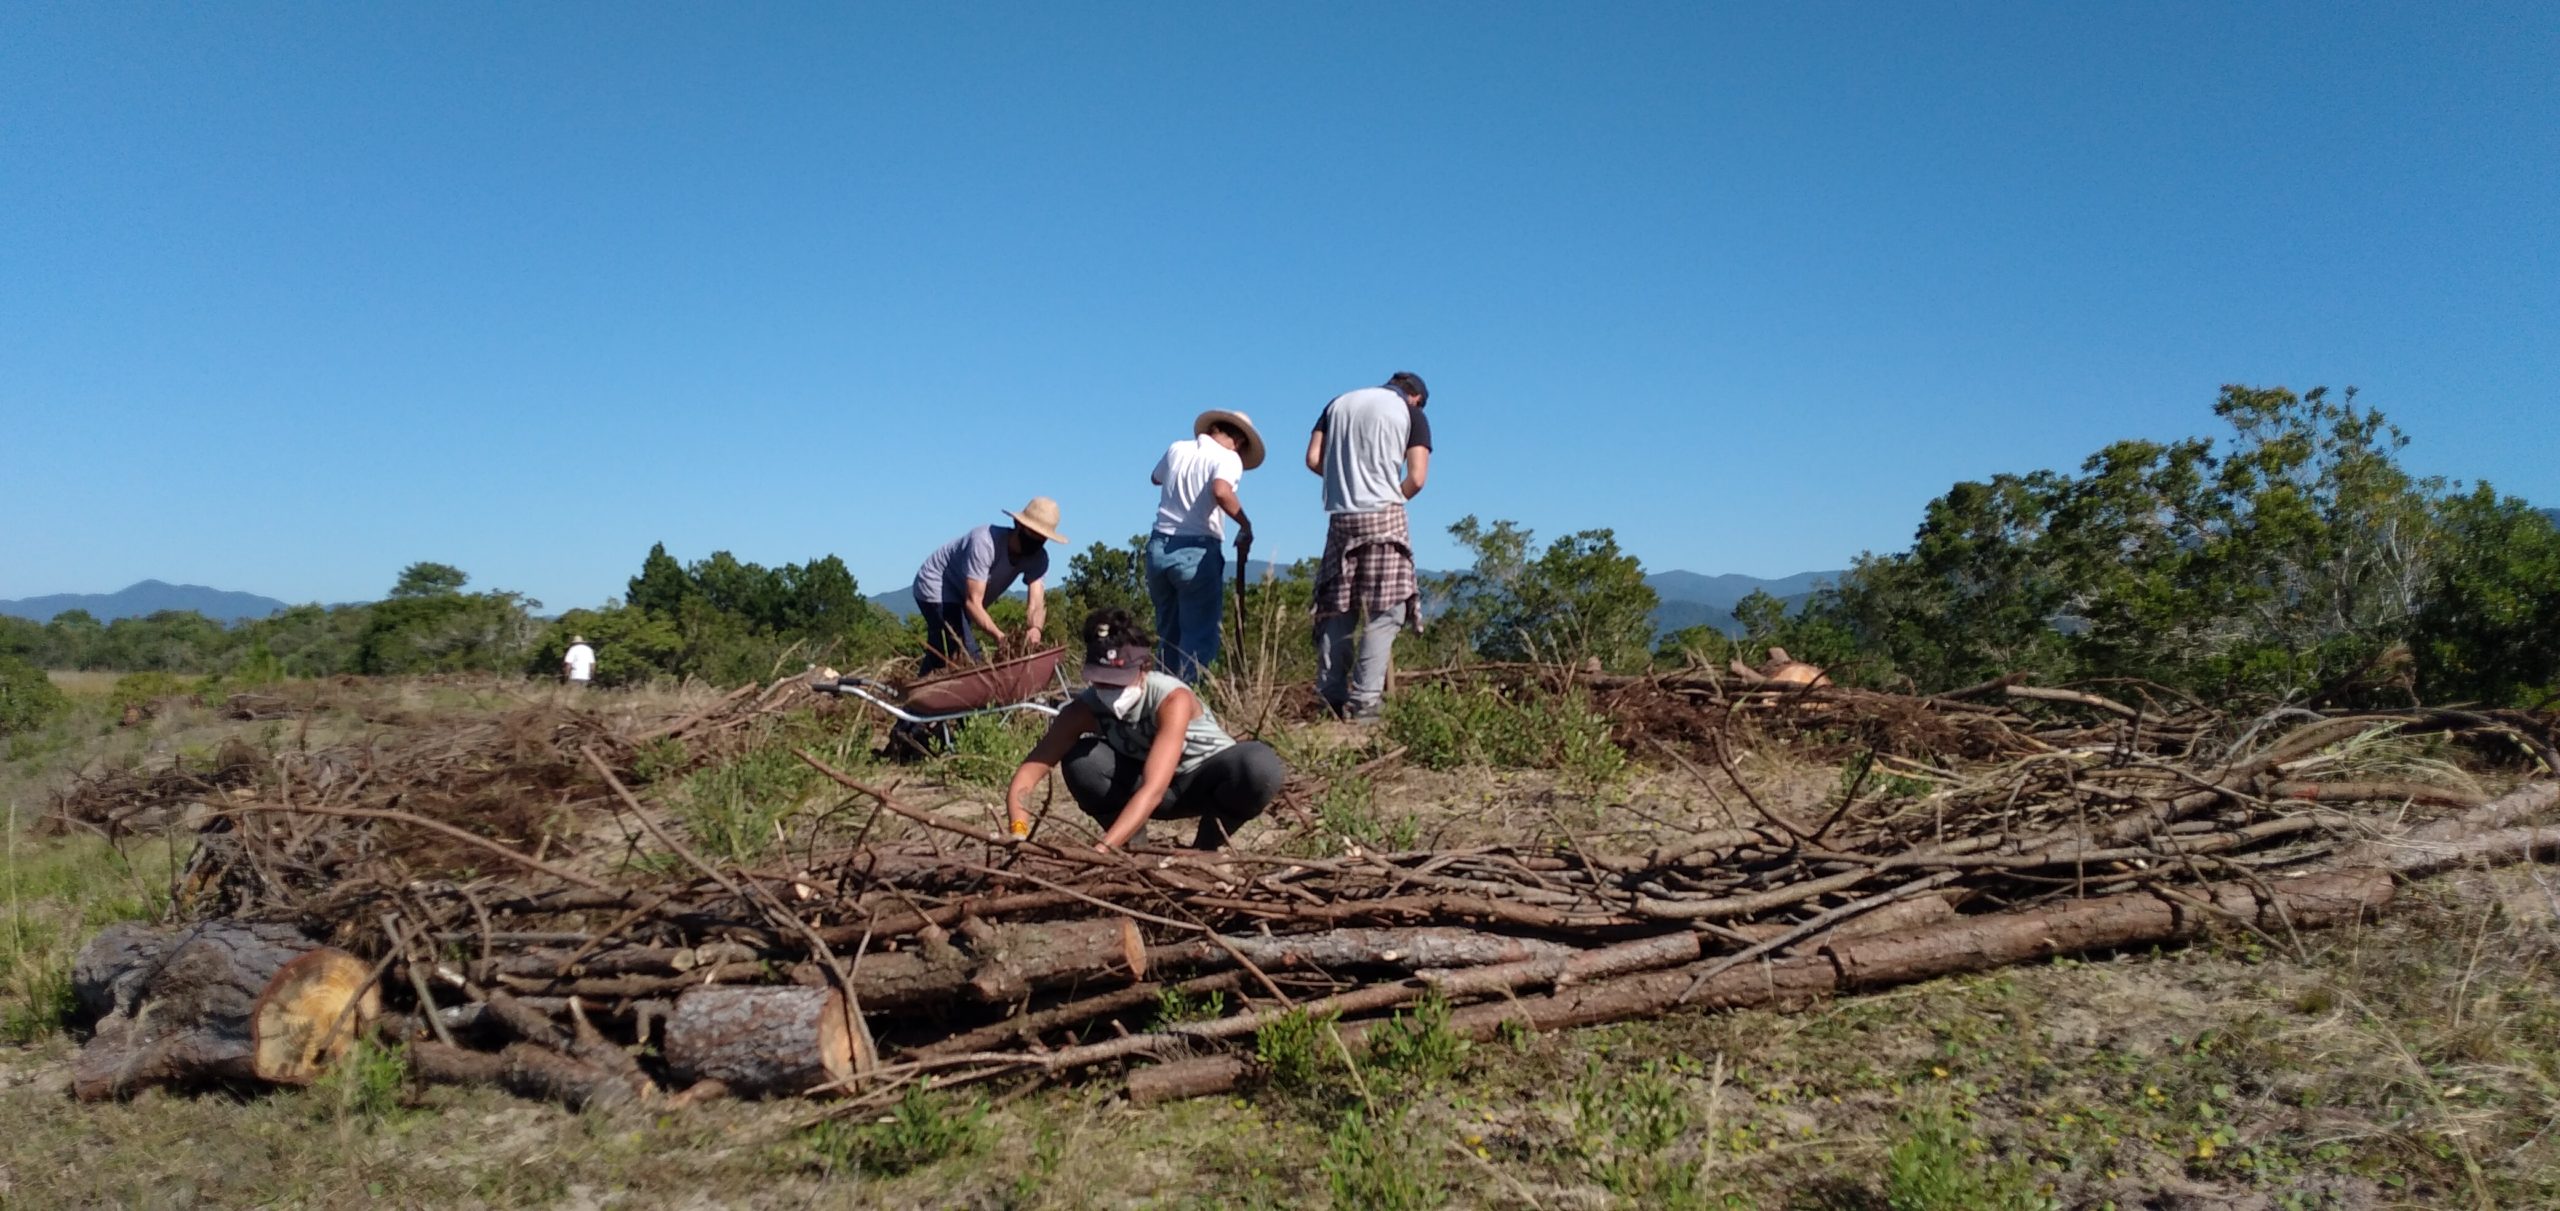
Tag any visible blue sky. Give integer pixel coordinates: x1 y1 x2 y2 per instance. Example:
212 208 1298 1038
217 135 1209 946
5 3 2554 610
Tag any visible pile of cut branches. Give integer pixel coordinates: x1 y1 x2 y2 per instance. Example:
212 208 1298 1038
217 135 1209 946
59 678 2560 1117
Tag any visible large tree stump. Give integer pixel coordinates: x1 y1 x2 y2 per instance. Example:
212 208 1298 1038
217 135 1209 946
71 921 380 1101
664 986 856 1097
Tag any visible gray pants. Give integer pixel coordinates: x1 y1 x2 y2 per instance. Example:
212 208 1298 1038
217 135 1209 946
1315 612 1402 712
1061 737 1286 850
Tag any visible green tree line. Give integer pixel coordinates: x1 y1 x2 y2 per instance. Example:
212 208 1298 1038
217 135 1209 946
6 384 2553 715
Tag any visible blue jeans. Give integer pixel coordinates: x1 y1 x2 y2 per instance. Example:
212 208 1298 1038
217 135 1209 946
1145 533 1226 681
913 594 980 675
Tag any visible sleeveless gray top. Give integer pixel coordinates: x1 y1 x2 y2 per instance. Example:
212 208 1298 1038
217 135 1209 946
1078 671 1235 775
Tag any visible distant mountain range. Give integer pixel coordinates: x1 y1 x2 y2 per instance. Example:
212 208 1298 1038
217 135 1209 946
0 580 291 625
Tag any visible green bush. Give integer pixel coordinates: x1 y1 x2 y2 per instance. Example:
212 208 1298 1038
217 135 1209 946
1439 517 1659 671
804 1085 987 1177
1384 683 1625 783
1253 1006 1342 1093
1322 1105 1443 1211
108 670 196 712
1367 992 1468 1084
0 656 66 737
1880 1103 2054 1211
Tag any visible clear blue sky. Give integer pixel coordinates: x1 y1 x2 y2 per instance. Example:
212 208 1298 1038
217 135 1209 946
6 3 2554 610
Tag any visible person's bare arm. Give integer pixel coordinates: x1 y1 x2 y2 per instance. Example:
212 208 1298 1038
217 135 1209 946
1401 446 1430 499
1211 478 1245 523
1006 701 1096 833
962 578 1004 645
1097 689 1198 850
1304 430 1326 476
1024 578 1047 645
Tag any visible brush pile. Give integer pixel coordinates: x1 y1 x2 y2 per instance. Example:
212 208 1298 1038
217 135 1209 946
59 672 2560 1115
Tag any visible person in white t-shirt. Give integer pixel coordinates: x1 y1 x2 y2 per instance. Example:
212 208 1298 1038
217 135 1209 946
562 635 597 689
1145 410 1263 680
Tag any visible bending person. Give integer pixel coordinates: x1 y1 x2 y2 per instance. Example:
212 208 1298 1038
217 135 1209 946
1004 608 1286 851
910 496 1065 674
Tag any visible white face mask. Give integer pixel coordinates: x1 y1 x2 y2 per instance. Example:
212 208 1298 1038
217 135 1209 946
1107 681 1145 715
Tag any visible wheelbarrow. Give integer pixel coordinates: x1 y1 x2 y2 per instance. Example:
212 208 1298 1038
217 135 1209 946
808 646 1074 752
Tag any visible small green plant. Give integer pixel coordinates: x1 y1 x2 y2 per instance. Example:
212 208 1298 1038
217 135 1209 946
942 713 1044 787
1368 992 1469 1084
1384 683 1625 784
1321 1105 1443 1211
309 1036 410 1125
672 740 818 862
1880 1102 2053 1211
1572 1059 1704 1204
0 960 72 1045
804 1084 988 1177
1252 1006 1341 1093
1152 984 1229 1027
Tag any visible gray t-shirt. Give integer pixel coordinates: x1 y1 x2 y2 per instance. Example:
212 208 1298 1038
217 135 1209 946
912 524 1049 605
1315 387 1434 514
1078 671 1236 775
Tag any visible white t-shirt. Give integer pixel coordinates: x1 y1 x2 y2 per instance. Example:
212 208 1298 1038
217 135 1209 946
1151 435 1246 539
564 643 596 681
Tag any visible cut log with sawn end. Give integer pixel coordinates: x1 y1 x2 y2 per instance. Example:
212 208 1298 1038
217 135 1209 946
665 986 858 1098
71 921 380 1101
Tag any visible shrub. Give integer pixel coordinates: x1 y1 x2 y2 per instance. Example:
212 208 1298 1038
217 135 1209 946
1367 992 1468 1084
804 1085 987 1177
1253 1006 1341 1093
309 1036 410 1125
1322 1106 1443 1211
1880 1103 2053 1211
0 656 66 737
1384 683 1625 783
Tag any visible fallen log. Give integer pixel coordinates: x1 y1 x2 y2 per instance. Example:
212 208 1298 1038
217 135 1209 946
72 921 380 1100
409 1039 638 1111
1126 868 2394 1104
664 986 858 1098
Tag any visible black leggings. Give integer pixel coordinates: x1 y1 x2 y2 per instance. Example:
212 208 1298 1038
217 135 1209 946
1060 739 1286 850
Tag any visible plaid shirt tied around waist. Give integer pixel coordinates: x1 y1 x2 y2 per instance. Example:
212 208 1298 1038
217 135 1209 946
1314 506 1422 630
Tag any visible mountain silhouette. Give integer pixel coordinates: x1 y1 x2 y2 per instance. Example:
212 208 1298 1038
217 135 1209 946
0 580 290 625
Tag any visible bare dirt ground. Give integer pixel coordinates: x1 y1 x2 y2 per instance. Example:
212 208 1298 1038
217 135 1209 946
2 676 2554 1209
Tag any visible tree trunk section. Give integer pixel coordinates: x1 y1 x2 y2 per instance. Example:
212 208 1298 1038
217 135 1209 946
72 921 379 1101
664 986 855 1097
408 1040 638 1111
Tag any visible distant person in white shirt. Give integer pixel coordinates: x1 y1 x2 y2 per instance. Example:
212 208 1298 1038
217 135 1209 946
1146 411 1263 680
563 635 597 689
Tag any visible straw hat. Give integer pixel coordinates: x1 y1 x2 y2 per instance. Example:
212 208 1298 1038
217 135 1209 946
1194 410 1267 471
1005 497 1068 544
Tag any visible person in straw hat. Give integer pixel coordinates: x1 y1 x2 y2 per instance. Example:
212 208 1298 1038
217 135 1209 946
1144 408 1264 680
561 634 596 689
910 497 1066 674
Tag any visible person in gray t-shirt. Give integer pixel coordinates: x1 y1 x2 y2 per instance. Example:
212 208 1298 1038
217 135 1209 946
910 497 1066 674
1305 371 1433 721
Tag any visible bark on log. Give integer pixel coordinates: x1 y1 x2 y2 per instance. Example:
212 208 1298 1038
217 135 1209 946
664 986 856 1097
72 921 380 1101
408 1039 637 1111
70 921 169 1025
1123 868 2396 1104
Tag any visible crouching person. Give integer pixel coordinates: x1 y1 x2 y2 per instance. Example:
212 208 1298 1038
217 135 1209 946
1004 608 1286 852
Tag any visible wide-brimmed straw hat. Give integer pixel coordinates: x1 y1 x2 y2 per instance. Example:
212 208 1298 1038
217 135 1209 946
1005 497 1068 544
1194 410 1267 471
